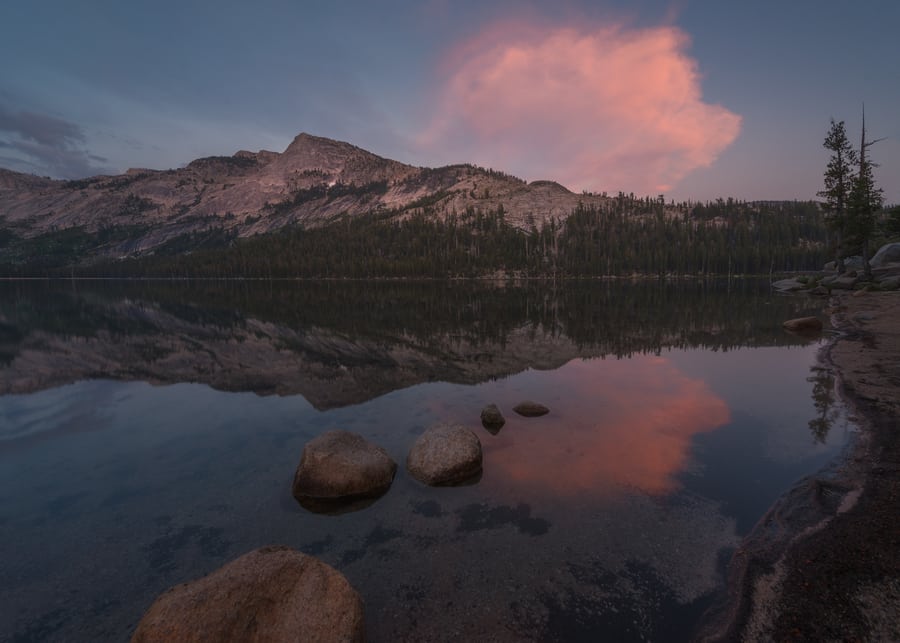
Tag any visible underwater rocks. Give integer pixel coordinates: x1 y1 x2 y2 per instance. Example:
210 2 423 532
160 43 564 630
407 423 483 486
292 430 397 509
513 401 550 417
480 404 506 433
131 546 364 642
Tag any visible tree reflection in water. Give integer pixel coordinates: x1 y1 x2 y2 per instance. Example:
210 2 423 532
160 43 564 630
807 365 838 443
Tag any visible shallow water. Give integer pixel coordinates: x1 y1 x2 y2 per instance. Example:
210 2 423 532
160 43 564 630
0 280 851 642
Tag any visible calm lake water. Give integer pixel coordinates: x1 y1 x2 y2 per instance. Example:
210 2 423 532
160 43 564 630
0 280 851 642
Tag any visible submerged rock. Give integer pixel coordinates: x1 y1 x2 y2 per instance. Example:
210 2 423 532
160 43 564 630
131 546 365 642
407 423 483 486
292 430 396 509
480 404 506 433
513 401 550 417
783 317 823 333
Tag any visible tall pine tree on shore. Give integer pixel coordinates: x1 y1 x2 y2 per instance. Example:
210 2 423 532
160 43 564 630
819 119 856 272
847 107 884 279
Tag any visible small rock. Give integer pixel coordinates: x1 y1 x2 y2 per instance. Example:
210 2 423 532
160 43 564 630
292 430 396 509
407 423 483 486
809 285 830 297
480 404 506 432
513 401 550 417
844 256 864 271
131 546 365 643
830 275 859 290
782 317 823 333
772 278 805 291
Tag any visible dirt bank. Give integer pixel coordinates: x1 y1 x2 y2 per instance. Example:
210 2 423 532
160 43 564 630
698 291 900 642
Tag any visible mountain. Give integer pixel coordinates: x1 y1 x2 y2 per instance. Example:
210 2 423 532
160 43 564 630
0 132 609 260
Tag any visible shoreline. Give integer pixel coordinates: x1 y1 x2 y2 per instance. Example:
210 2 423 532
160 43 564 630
698 291 900 641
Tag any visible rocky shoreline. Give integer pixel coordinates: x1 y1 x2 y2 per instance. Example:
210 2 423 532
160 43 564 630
699 290 900 641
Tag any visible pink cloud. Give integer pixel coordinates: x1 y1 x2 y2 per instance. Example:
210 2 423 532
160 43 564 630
418 21 742 194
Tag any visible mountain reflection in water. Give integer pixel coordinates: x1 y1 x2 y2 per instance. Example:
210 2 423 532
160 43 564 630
0 279 849 642
0 278 822 404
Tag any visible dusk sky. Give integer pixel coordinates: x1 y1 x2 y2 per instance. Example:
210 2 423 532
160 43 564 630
2 0 898 202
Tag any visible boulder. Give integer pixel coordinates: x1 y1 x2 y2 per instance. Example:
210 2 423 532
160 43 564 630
829 275 859 290
824 256 863 272
871 242 900 268
292 430 396 508
407 423 482 485
131 546 365 643
809 285 830 297
879 276 900 291
782 317 823 333
480 404 506 433
513 401 550 417
772 278 806 291
844 256 864 271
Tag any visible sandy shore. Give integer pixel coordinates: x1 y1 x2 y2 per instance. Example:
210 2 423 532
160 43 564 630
698 290 900 642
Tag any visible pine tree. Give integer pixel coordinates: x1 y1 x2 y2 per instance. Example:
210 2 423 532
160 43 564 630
819 119 857 272
848 107 885 279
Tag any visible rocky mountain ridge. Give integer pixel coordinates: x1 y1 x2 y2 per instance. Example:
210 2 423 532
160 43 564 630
0 133 611 259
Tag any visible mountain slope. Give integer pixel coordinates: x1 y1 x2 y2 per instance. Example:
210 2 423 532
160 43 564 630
0 132 610 259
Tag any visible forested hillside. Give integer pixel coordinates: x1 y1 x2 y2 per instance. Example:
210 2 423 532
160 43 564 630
55 196 828 278
0 133 845 278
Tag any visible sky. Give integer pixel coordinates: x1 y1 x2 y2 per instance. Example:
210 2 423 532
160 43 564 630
1 0 898 203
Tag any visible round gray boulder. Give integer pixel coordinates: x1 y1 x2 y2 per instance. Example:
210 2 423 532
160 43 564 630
407 423 483 486
292 430 396 507
131 546 365 643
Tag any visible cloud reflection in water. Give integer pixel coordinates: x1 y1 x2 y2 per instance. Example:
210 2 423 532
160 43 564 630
480 355 731 497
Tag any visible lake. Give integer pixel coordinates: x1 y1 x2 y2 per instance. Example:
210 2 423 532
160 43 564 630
0 279 852 642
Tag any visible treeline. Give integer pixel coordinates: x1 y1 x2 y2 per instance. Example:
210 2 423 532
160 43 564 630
67 199 828 279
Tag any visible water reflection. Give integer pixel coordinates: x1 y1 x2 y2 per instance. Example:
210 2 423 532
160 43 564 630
807 365 837 444
481 356 731 496
0 279 825 407
0 279 845 642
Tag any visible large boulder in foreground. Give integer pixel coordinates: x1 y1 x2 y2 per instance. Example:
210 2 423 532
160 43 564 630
292 430 396 508
131 546 364 643
513 401 550 417
783 317 823 333
407 423 483 486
